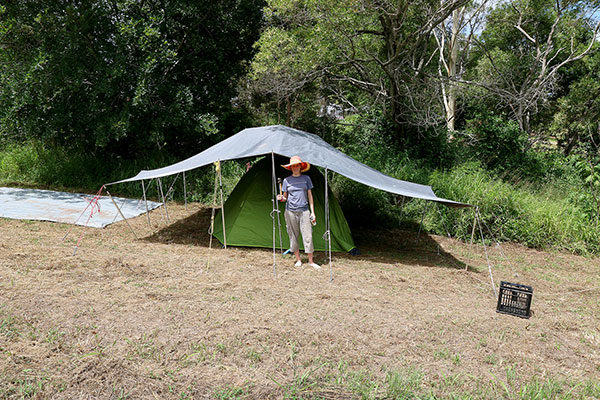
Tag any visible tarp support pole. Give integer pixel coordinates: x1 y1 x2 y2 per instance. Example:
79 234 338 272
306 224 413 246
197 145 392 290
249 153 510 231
476 207 496 298
63 196 94 241
64 185 104 242
218 161 226 249
157 178 169 224
164 173 180 201
325 167 333 282
271 152 277 278
183 172 188 212
141 179 151 228
435 203 452 238
416 202 429 245
470 208 477 246
106 189 138 240
273 160 283 254
158 177 170 223
207 161 221 268
111 197 128 224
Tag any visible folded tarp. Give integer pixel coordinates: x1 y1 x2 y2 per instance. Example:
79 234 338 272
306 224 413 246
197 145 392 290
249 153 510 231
109 125 469 207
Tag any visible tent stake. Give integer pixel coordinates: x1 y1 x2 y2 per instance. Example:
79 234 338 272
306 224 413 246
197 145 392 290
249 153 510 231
157 177 170 223
476 207 496 298
142 179 151 228
106 189 138 240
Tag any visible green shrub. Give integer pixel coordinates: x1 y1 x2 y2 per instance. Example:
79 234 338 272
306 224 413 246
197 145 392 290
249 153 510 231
429 162 600 254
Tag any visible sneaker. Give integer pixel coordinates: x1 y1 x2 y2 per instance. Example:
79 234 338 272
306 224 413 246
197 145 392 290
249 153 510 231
309 262 321 270
294 260 302 267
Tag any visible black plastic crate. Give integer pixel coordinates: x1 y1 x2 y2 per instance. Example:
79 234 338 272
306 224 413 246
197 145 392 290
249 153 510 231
496 281 533 318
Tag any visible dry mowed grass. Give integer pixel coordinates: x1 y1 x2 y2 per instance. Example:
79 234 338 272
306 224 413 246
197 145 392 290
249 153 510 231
0 203 599 399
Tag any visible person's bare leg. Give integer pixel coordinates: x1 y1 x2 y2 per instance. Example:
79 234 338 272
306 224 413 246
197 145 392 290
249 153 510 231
308 253 320 269
293 250 302 267
294 250 301 262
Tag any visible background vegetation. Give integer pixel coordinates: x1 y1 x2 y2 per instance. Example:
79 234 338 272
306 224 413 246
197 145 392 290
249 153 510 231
1 0 600 254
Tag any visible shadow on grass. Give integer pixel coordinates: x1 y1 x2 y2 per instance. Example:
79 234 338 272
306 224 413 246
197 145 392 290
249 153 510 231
141 207 476 271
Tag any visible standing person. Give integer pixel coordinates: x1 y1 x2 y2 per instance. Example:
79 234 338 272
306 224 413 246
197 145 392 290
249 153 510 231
277 156 321 269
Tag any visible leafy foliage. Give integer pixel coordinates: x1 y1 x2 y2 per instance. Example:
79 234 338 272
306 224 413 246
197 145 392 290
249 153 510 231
0 0 264 157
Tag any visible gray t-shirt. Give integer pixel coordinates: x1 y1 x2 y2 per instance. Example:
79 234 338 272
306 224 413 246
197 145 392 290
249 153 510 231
282 174 313 211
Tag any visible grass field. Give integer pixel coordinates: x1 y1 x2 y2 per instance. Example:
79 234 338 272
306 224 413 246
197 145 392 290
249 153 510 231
1 203 599 399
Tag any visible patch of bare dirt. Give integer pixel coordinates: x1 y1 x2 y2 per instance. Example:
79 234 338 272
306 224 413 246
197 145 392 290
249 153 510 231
0 203 599 398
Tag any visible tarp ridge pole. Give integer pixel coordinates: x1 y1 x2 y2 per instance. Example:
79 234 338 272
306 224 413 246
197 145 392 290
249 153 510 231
157 177 170 223
106 188 138 240
271 152 277 278
325 167 333 282
217 161 226 249
476 207 496 298
416 201 429 246
183 171 188 212
141 179 151 228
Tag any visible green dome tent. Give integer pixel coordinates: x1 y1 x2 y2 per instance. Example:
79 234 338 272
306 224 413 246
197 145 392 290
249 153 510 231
212 155 355 253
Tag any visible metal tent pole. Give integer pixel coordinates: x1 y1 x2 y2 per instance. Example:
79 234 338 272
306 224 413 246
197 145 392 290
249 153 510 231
156 178 168 224
63 185 104 242
110 197 129 224
476 207 497 298
106 189 138 240
325 167 333 282
141 179 151 228
183 171 188 212
271 152 277 278
157 177 170 223
416 201 429 245
274 177 283 254
470 207 477 245
217 161 226 249
164 173 180 200
207 162 220 269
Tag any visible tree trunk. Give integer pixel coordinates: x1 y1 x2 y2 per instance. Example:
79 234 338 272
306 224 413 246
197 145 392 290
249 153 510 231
446 8 461 132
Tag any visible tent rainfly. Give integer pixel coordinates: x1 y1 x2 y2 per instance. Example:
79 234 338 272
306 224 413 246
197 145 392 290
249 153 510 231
107 125 470 278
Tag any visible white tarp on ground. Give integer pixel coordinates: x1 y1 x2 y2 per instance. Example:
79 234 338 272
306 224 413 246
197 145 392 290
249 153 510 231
0 187 162 228
109 125 469 207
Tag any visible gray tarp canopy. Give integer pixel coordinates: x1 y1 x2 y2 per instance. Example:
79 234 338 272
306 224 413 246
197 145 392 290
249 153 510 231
108 125 469 207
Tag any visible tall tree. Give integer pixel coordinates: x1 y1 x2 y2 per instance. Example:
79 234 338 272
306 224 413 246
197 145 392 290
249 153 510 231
247 0 470 135
0 0 264 156
468 0 600 134
434 0 489 132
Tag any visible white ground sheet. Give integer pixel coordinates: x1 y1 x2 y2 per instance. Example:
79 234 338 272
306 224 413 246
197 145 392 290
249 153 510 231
0 187 161 228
